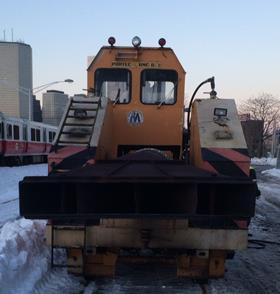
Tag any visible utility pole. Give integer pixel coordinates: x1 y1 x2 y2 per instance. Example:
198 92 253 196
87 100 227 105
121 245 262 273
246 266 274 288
271 120 276 157
277 145 280 169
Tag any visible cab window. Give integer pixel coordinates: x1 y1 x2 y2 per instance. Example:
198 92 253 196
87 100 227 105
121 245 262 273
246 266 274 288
94 68 131 104
141 69 177 105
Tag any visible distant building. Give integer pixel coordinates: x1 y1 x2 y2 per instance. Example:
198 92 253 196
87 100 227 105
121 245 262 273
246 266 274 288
42 90 68 126
71 93 87 99
33 96 42 122
241 120 264 157
270 129 280 157
0 41 33 119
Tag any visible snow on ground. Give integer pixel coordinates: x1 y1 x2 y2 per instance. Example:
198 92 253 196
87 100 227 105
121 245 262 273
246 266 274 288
258 167 280 209
0 164 47 226
0 219 48 294
0 163 280 293
251 157 277 166
261 167 280 179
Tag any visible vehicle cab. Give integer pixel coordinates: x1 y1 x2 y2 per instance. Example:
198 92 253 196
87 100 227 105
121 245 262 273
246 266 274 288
87 37 186 159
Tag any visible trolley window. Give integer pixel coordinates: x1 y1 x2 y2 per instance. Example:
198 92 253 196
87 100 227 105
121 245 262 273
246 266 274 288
31 128 36 141
141 69 177 105
13 125 20 140
94 68 131 104
43 128 46 142
36 129 41 142
7 124 12 139
48 131 56 143
23 125 27 141
0 122 3 139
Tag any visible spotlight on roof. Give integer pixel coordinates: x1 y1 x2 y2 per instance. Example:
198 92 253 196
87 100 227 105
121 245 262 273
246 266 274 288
108 36 116 46
158 38 166 48
132 36 141 48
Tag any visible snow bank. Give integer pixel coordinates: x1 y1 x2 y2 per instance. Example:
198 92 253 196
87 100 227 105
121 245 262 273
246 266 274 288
258 182 280 210
0 164 47 225
0 164 47 203
261 168 280 179
0 218 48 294
251 157 277 166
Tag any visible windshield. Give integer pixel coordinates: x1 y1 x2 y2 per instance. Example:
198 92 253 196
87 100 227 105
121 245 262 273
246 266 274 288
94 68 131 104
141 69 177 105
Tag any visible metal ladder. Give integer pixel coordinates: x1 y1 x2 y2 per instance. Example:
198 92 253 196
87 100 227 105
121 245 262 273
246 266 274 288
54 96 101 149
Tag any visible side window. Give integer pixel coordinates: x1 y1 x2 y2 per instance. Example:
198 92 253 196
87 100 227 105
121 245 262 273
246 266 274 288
43 128 46 142
36 129 41 142
7 124 12 139
48 131 56 143
31 128 36 141
48 131 52 143
141 69 178 105
94 68 131 104
13 125 20 140
0 122 3 139
23 125 27 141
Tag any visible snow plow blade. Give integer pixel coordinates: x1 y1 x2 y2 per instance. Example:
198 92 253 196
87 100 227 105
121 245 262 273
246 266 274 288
19 159 256 220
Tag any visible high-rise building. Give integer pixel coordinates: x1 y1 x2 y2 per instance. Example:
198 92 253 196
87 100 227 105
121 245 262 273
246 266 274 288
0 41 33 119
42 90 68 126
33 96 42 122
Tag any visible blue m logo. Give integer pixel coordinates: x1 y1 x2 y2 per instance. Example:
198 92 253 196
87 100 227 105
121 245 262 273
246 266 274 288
127 110 144 126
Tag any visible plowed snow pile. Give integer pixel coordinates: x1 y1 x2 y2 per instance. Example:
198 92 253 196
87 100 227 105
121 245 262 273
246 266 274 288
251 157 276 166
0 219 48 293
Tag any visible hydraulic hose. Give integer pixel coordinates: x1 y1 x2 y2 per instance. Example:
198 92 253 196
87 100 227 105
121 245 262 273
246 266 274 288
185 77 216 162
186 76 215 133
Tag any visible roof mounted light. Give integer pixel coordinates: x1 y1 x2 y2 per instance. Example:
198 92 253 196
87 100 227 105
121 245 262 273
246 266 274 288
108 36 116 46
158 38 166 47
132 36 141 48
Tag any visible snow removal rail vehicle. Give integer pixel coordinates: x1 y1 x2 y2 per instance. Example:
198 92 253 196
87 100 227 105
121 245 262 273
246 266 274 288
19 36 258 279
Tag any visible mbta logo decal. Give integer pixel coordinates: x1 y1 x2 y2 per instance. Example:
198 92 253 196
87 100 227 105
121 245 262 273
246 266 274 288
127 110 144 126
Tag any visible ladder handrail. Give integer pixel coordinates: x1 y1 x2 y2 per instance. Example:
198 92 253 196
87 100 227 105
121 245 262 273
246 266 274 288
54 96 101 150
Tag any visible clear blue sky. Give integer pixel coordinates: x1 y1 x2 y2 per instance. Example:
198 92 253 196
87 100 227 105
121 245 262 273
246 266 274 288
1 0 279 104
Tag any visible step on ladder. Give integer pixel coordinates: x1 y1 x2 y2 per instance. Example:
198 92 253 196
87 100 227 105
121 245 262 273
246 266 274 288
50 224 87 274
54 96 101 149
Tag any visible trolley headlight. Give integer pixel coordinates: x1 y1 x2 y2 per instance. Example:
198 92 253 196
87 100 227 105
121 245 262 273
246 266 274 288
132 36 141 48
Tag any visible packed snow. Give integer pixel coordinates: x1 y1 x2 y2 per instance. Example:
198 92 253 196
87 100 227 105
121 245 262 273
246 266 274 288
0 164 47 226
251 157 277 166
261 167 280 179
0 219 48 293
0 163 279 293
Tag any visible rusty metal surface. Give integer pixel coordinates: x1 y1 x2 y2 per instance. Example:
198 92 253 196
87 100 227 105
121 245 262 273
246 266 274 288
19 151 256 220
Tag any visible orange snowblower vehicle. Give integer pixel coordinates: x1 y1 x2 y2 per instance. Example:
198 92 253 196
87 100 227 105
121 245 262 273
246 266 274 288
19 36 257 279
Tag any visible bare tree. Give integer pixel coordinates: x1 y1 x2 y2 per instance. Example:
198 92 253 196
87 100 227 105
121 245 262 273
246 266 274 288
239 93 280 141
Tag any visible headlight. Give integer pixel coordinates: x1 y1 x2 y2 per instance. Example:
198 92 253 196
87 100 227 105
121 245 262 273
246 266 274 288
214 108 227 117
